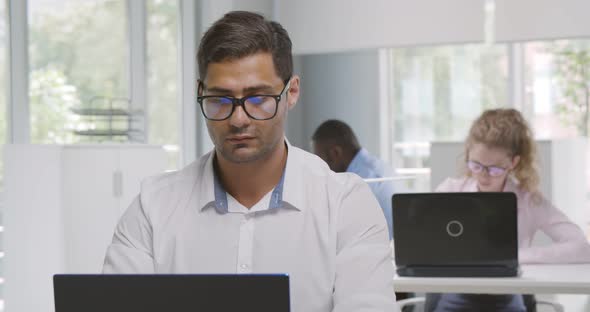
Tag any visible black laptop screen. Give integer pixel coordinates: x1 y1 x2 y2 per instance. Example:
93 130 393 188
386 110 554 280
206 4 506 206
54 274 290 312
392 192 518 267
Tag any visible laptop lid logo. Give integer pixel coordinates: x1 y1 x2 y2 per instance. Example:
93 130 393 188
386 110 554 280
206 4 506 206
446 220 464 237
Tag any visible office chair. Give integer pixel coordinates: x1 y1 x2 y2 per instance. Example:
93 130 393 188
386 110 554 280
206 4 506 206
396 295 564 312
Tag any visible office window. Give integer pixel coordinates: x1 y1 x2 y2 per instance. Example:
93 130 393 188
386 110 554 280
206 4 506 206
386 44 509 190
523 40 590 219
147 0 180 169
523 40 590 139
28 0 129 144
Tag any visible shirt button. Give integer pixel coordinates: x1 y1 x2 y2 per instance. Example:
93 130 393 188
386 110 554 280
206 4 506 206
240 264 248 269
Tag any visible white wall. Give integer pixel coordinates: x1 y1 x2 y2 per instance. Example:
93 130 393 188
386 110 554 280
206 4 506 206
276 1 590 54
287 50 382 155
276 0 484 55
200 0 274 31
233 0 274 17
285 56 306 147
495 0 590 42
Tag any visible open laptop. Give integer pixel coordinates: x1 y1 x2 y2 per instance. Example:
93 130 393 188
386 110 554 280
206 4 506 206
392 192 519 277
54 274 290 312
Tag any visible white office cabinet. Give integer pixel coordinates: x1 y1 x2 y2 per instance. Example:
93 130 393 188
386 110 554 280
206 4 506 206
4 146 66 312
4 144 168 312
62 148 121 273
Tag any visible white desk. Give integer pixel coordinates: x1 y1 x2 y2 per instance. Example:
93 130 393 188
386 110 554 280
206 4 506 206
393 264 590 295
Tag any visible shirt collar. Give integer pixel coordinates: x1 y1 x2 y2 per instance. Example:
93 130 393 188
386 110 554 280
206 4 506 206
281 139 304 211
198 138 302 213
346 148 368 173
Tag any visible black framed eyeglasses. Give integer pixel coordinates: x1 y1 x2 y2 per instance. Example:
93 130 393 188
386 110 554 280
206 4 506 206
197 79 291 121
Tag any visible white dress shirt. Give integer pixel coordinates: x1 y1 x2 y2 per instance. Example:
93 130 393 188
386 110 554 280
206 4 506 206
103 140 398 312
347 148 396 239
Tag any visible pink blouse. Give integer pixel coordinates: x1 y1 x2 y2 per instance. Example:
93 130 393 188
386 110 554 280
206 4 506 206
437 177 590 264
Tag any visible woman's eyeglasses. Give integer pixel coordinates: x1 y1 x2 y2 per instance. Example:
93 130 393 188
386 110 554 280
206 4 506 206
466 160 508 177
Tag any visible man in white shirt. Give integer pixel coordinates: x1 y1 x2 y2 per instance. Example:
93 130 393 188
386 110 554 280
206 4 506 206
103 11 397 312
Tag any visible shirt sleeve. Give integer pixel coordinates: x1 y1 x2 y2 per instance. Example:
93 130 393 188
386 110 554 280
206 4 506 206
372 182 395 240
333 177 399 312
103 196 156 273
519 195 590 264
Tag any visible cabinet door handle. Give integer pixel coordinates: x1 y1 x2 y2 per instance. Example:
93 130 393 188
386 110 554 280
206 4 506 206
113 170 123 198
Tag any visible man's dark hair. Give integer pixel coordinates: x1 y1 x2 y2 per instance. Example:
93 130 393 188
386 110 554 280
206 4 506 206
312 120 361 152
197 11 293 81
